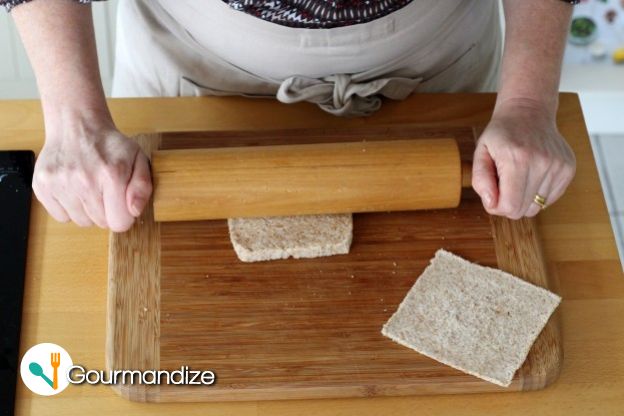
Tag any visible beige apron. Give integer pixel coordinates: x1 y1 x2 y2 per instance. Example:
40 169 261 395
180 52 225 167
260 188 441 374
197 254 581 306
112 0 502 117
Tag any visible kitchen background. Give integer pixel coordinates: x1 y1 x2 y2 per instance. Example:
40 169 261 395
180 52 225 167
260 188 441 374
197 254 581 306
1 0 623 268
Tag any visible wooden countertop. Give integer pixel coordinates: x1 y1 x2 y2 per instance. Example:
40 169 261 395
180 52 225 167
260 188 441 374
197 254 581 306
2 94 623 415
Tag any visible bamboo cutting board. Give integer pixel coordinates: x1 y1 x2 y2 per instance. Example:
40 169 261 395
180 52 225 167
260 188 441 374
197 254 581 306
106 125 562 402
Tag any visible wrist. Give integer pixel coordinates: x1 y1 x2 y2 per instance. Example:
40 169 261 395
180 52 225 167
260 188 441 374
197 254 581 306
42 101 115 143
493 95 558 124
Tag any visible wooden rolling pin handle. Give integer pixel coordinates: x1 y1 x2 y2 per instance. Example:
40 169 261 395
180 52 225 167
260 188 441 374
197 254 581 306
461 161 472 189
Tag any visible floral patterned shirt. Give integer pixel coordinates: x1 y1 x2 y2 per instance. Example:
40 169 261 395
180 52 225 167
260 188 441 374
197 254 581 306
2 0 580 29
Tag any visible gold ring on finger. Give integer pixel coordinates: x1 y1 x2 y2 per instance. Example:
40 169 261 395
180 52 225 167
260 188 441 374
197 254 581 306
533 194 547 210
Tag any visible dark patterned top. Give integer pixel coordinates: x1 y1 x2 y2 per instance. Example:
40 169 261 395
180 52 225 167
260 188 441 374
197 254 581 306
2 0 581 28
225 0 413 28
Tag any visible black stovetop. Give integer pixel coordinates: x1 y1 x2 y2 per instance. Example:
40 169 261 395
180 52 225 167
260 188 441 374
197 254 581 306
0 151 34 416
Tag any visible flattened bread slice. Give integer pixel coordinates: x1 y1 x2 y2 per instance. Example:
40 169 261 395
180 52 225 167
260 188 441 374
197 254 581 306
228 214 352 262
382 249 561 387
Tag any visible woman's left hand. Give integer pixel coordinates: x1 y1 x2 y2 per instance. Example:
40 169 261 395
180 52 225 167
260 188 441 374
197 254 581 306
471 98 576 219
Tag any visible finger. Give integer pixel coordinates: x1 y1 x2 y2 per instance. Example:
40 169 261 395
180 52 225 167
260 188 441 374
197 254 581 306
544 169 575 209
32 184 71 223
493 161 529 220
471 143 499 211
125 151 153 217
79 192 108 229
103 163 135 232
528 160 575 215
525 175 552 217
520 165 552 217
58 193 94 227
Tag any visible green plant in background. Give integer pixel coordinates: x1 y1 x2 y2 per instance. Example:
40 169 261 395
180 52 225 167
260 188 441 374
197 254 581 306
570 16 599 45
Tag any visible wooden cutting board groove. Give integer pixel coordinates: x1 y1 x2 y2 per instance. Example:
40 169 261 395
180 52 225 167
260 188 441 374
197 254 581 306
107 126 561 402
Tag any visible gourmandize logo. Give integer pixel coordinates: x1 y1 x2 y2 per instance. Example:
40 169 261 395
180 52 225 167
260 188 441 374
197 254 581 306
20 342 217 394
20 343 73 396
30 352 61 390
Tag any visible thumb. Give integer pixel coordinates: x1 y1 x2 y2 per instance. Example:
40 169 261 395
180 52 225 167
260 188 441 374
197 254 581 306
126 151 153 217
472 143 499 210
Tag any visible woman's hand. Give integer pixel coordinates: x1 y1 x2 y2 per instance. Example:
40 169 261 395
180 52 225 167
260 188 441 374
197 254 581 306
11 0 151 231
33 117 152 232
471 98 576 219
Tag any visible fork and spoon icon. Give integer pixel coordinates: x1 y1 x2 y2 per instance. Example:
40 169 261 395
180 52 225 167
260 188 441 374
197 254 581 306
28 352 61 389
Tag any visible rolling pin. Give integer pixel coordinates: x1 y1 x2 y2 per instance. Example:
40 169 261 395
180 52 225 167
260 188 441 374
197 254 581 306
151 139 472 222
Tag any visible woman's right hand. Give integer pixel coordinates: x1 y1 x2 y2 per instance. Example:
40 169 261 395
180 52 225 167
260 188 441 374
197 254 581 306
32 119 152 232
10 0 151 232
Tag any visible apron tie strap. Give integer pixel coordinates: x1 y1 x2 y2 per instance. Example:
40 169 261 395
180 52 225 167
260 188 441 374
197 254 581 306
276 73 423 117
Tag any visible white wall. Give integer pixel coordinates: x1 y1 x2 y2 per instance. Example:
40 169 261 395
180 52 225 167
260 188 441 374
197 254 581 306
0 0 118 99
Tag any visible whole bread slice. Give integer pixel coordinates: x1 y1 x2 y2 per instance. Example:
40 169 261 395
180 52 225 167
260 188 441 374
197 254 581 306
228 214 353 262
382 249 561 387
